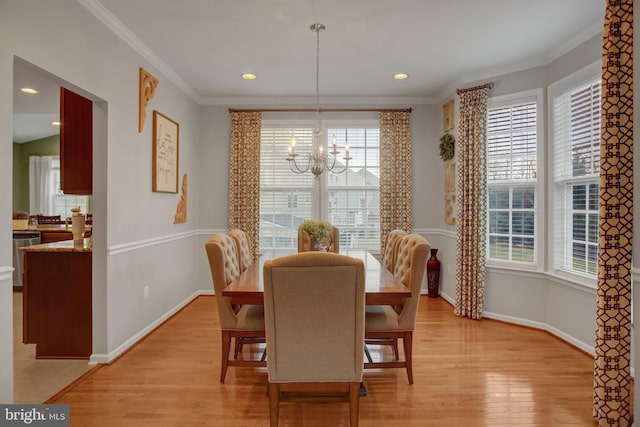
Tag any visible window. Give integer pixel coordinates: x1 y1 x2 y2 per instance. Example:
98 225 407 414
326 127 380 249
486 94 539 264
52 157 89 218
260 121 380 251
552 73 601 277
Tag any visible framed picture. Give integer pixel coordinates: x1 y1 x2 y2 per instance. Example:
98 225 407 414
152 110 179 193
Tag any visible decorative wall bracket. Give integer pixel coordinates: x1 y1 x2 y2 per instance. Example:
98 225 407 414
174 173 187 224
139 67 159 133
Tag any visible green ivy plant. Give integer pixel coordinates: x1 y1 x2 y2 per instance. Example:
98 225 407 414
439 133 455 161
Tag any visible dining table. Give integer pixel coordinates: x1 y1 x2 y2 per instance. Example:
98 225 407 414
222 249 411 305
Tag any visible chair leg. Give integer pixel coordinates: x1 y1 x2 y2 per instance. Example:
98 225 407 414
349 382 360 427
364 345 373 363
234 337 242 358
220 330 231 383
268 383 280 427
404 331 413 385
393 338 399 361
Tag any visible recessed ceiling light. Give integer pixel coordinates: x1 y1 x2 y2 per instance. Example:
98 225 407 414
242 73 257 80
52 121 61 126
393 73 409 80
21 87 38 94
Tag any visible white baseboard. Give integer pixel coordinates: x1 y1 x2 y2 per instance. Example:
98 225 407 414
89 289 214 364
437 291 594 355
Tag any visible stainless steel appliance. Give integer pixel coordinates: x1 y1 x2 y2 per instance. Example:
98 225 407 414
12 231 41 288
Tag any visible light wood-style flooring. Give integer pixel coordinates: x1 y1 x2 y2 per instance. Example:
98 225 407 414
45 295 601 426
13 291 93 404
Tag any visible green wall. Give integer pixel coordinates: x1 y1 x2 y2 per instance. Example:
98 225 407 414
12 135 60 213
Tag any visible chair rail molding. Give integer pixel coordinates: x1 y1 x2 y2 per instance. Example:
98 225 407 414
0 266 13 282
108 229 225 256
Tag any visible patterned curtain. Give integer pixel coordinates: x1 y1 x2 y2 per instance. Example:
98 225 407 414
229 111 262 261
454 85 489 320
379 111 412 252
593 1 633 425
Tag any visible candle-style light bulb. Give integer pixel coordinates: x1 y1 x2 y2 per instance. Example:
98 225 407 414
345 143 350 153
319 145 324 153
291 137 297 147
332 135 337 147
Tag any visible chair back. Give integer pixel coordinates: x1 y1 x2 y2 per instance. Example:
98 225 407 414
297 226 340 253
204 234 242 329
228 229 253 272
263 252 365 383
382 229 407 272
36 214 62 224
393 234 430 330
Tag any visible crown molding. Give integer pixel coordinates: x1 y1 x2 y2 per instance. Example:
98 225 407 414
78 0 201 103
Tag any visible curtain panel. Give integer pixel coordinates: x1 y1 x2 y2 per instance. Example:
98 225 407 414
454 86 489 320
593 0 633 425
229 111 262 261
28 155 56 215
379 111 412 252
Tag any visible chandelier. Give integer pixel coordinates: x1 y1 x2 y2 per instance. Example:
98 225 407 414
286 23 351 178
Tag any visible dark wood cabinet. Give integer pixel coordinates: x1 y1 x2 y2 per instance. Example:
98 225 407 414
60 87 93 195
22 249 92 359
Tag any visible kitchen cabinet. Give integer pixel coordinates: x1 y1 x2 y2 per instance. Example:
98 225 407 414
60 87 93 195
21 240 92 359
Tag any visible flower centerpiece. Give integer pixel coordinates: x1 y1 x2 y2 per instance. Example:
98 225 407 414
71 206 82 216
299 219 333 251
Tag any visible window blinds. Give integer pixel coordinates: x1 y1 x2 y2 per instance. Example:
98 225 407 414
552 76 601 276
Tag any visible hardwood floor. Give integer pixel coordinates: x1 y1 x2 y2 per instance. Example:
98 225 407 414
13 291 93 404
48 295 599 426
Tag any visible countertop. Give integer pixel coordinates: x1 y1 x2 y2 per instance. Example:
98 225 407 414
19 238 92 253
13 224 92 233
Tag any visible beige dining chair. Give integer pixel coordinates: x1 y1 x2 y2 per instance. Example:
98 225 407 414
263 252 365 427
204 234 266 383
367 228 408 361
228 228 253 272
364 233 429 384
297 226 340 253
382 229 407 273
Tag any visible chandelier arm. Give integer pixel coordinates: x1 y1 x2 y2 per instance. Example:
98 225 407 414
289 154 312 174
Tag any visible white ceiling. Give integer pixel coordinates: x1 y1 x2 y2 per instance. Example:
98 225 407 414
13 0 605 141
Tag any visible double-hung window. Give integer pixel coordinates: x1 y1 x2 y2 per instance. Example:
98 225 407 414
551 68 601 277
260 120 380 252
486 92 540 265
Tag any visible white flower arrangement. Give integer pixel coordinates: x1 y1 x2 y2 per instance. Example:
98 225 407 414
299 219 333 241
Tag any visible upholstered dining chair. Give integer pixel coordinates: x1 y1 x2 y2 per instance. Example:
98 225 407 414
263 252 365 427
204 234 266 383
364 233 429 384
382 229 407 273
367 228 408 361
297 226 340 253
36 214 63 224
228 229 253 272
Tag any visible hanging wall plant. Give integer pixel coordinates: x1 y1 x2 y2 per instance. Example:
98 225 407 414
439 133 455 161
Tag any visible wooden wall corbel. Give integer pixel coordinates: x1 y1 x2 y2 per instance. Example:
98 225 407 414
139 67 159 133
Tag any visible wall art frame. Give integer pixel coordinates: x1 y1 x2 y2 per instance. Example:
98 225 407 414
152 110 179 193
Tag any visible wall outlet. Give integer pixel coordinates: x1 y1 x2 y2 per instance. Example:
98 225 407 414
143 285 150 300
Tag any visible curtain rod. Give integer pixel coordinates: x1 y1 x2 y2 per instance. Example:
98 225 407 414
228 107 412 113
456 82 494 95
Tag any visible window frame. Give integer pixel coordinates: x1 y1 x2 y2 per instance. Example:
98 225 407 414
486 89 544 269
259 118 381 252
548 60 601 286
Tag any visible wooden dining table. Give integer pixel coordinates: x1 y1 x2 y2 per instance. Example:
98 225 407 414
222 249 411 305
